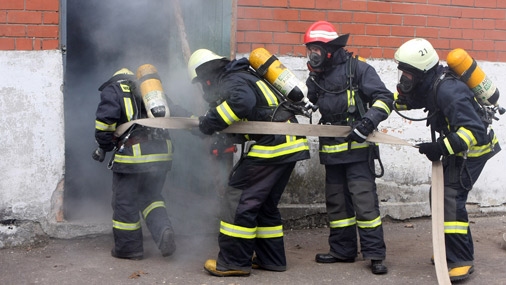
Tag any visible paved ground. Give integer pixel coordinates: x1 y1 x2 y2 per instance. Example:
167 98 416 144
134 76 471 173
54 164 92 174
1 214 506 285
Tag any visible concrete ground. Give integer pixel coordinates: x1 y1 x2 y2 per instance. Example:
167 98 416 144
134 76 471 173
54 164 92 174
1 215 505 285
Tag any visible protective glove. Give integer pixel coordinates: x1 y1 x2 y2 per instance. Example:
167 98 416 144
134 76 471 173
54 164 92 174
345 118 375 143
198 116 214 135
417 142 444 161
92 147 106 162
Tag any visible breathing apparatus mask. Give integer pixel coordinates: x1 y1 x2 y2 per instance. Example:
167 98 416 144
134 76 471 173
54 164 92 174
193 58 230 105
306 44 329 72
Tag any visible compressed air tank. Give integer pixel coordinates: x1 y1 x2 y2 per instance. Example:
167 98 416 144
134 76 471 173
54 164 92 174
249 47 307 103
446 48 500 107
136 64 170 118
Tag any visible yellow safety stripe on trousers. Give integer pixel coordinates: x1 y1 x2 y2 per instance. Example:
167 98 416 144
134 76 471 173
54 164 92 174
112 219 141 231
372 100 392 116
329 216 357 228
115 141 173 164
247 137 309 158
216 101 240 125
142 201 166 219
220 221 257 239
95 120 116 132
256 80 278 107
321 141 370 153
444 221 469 234
357 216 382 229
123 97 134 122
256 225 284 238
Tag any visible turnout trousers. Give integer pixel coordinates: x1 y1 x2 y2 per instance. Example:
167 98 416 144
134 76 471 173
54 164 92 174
324 161 386 260
111 170 173 255
216 159 297 272
438 156 488 269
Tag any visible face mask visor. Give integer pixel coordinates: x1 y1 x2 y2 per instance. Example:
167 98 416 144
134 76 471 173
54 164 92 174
396 70 417 95
306 44 326 70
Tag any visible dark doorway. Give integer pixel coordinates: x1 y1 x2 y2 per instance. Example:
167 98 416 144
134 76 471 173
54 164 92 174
63 0 232 234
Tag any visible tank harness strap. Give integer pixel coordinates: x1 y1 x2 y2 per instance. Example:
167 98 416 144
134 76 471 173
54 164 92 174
256 55 278 77
347 55 366 119
459 59 477 83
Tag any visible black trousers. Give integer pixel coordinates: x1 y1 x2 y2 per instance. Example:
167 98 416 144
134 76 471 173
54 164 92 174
324 161 386 260
217 160 296 271
439 156 488 268
111 170 172 255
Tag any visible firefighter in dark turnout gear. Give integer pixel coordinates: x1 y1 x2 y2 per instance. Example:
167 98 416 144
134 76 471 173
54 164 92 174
394 38 500 282
304 21 393 275
187 49 310 277
92 68 192 260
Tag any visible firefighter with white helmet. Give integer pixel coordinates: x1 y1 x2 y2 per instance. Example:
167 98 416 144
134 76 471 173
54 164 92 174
188 49 310 277
304 21 393 275
92 67 192 260
394 38 501 282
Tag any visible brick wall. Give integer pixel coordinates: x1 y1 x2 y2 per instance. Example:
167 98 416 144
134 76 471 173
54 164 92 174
237 0 506 62
0 0 59 50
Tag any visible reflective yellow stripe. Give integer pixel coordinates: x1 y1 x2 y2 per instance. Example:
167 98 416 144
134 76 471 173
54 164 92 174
123 97 134 122
348 90 354 117
256 225 283 238
120 83 131 93
95 120 116 132
456 127 476 148
112 219 141 231
247 137 309 158
357 216 382 229
460 133 498 157
217 101 240 125
444 221 469 234
329 217 357 228
321 141 370 153
115 141 173 164
372 100 391 115
142 201 166 219
220 221 256 239
256 80 278 106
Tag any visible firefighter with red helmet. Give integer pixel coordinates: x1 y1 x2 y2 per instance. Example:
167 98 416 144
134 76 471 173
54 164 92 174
187 49 310 277
92 67 192 260
394 38 501 282
303 21 393 274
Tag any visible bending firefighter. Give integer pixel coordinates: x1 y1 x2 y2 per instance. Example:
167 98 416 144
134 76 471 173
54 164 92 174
92 67 191 260
187 49 310 276
304 21 393 275
394 38 501 282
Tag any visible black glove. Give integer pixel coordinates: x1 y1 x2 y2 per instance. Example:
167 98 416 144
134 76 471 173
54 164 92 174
198 116 214 135
345 118 375 143
92 147 106 162
417 142 444 161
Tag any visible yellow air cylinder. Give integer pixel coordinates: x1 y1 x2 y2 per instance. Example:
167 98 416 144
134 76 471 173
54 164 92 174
446 48 500 106
249 47 307 103
136 64 170 118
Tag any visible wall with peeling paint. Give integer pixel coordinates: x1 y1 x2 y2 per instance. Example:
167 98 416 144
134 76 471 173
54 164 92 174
0 50 65 224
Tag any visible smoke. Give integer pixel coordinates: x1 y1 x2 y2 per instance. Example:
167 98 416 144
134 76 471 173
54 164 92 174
65 0 230 247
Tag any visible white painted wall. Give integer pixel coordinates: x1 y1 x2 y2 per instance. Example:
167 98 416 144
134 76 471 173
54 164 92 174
0 50 65 222
0 49 504 233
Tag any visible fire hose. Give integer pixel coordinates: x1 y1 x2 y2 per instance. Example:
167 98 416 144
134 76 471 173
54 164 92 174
114 117 450 283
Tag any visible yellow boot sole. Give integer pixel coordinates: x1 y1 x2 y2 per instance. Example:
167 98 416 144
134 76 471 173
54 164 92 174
204 259 250 277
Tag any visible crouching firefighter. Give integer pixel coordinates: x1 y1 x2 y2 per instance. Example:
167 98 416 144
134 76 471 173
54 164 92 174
187 49 310 276
92 67 192 260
